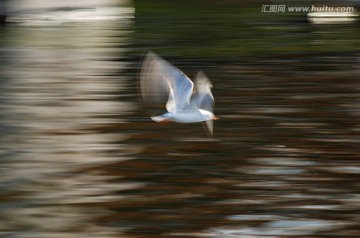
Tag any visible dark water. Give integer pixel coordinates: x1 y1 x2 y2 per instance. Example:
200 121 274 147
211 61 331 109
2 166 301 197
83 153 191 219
1 2 360 238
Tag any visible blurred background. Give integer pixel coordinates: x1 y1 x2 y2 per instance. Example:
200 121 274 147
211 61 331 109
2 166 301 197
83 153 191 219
0 0 359 237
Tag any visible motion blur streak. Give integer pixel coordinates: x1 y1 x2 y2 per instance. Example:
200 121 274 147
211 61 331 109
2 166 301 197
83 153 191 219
1 0 360 238
0 1 135 237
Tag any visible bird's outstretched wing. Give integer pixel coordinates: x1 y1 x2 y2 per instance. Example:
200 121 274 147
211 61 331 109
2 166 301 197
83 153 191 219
192 71 215 136
139 51 194 113
138 52 170 111
192 71 214 113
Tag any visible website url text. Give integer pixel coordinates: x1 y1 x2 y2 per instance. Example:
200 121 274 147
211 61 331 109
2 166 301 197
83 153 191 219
261 5 356 14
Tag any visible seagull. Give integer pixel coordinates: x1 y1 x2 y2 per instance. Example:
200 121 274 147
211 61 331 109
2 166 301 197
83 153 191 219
138 51 218 135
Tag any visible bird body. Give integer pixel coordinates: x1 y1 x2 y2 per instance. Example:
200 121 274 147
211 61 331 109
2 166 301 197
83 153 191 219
139 51 217 135
152 109 214 123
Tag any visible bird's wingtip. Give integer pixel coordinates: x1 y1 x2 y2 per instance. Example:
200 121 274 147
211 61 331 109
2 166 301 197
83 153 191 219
202 120 214 137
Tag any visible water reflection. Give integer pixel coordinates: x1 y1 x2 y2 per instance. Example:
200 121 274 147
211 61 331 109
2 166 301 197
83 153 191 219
1 1 360 238
0 3 135 237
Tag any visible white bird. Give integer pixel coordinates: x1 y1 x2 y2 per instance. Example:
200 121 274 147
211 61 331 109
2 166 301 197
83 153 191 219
138 51 218 135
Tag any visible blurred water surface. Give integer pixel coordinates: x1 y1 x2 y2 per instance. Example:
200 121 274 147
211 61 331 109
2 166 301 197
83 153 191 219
1 1 360 238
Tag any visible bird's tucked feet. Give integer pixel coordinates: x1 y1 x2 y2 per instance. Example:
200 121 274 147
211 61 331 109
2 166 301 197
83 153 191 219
159 118 172 124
